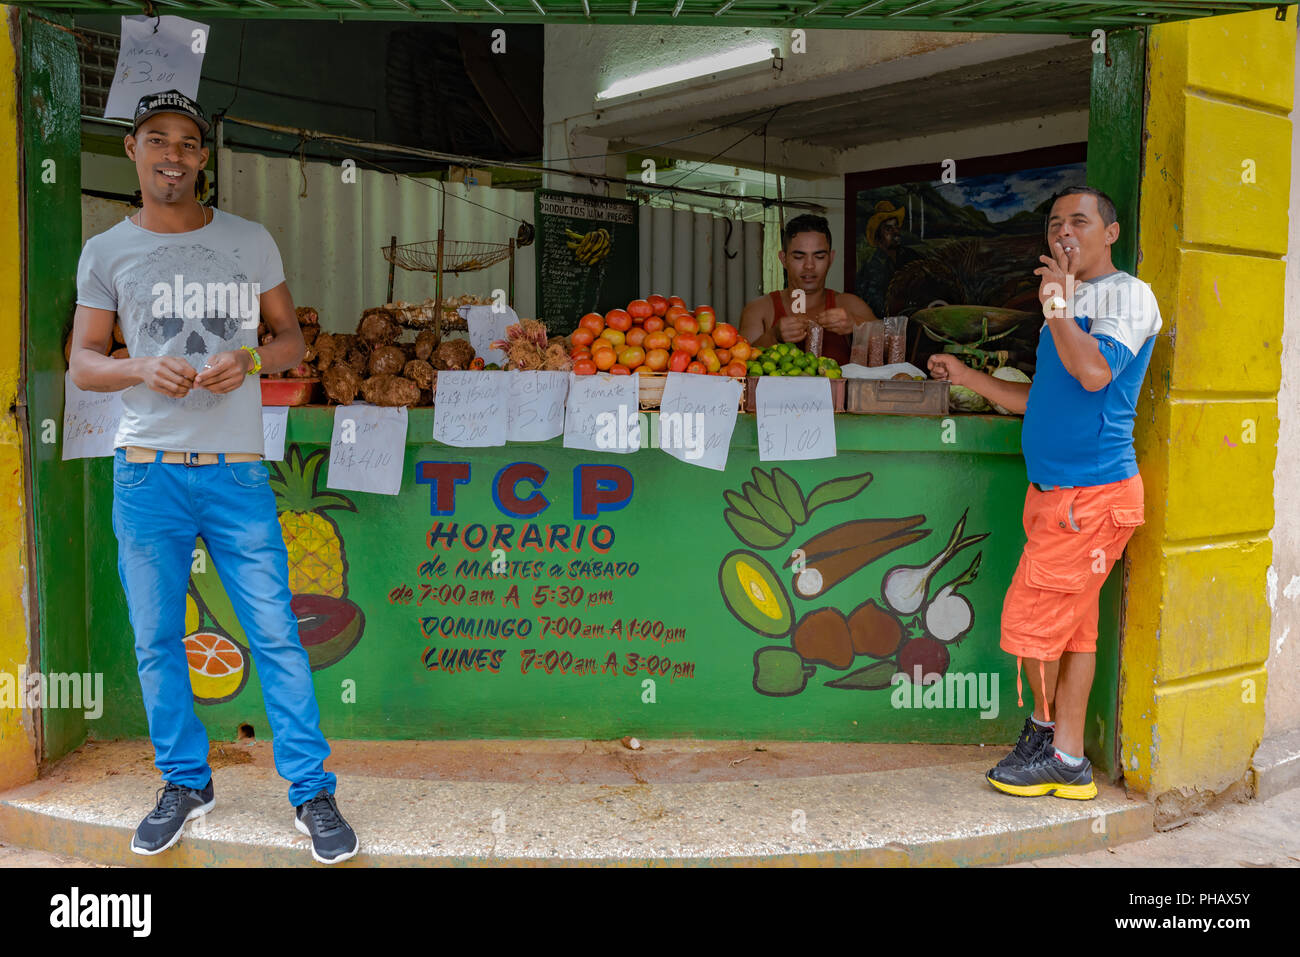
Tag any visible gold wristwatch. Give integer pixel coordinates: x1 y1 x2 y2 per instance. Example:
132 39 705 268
241 345 263 375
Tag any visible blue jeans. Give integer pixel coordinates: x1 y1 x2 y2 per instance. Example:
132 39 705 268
111 448 336 807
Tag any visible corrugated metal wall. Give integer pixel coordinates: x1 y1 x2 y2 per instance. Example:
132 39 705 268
216 148 766 332
217 149 536 332
638 204 764 324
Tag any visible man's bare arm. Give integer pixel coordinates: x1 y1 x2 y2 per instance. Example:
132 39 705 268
739 298 776 348
68 305 194 395
251 282 305 375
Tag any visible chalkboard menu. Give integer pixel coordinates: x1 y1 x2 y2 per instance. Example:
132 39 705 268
535 189 639 337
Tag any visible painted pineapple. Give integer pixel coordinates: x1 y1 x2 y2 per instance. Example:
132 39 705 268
268 445 356 598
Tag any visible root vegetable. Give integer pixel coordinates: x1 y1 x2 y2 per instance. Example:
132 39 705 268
296 306 320 326
345 342 370 374
323 364 360 404
434 338 476 370
313 332 344 370
414 330 440 361
301 325 319 347
111 347 129 359
285 361 314 378
542 342 573 371
403 359 435 390
359 308 400 346
361 374 420 407
368 345 407 377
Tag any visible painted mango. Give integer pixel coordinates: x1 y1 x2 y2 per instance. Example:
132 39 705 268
719 550 793 639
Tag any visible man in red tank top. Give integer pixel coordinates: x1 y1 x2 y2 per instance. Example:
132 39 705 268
738 214 877 364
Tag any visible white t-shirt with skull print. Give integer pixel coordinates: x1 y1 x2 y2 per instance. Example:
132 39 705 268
76 208 285 455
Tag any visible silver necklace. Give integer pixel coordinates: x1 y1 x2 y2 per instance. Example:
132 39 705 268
136 203 210 231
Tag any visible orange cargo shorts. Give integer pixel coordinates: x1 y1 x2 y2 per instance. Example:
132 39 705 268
1000 473 1146 668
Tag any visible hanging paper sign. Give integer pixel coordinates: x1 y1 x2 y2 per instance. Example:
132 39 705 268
326 403 407 495
507 371 568 442
755 377 837 461
61 373 125 461
432 371 508 448
262 405 288 462
657 372 741 471
104 16 210 120
563 373 640 454
463 305 516 366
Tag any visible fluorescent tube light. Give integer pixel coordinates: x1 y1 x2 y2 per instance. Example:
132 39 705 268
596 43 776 101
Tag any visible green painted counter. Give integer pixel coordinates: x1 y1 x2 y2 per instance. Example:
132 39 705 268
83 408 1122 774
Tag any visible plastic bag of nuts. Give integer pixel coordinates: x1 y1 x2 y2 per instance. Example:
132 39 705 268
883 316 908 365
851 320 886 367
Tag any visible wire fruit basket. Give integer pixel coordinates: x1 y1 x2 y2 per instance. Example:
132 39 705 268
380 222 533 344
383 238 512 274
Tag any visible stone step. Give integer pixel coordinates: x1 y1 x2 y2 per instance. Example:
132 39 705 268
0 739 1152 866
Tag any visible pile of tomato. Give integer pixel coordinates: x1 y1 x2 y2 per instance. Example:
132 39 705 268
570 295 755 377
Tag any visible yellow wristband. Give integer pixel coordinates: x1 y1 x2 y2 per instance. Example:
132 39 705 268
241 345 262 375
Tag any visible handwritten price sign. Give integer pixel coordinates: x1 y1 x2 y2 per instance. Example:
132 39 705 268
658 372 742 471
433 371 508 448
104 16 209 120
326 403 407 495
262 406 288 462
507 371 568 442
61 373 125 460
755 377 837 462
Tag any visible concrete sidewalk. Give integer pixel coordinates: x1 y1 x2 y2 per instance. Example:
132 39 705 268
0 738 1151 867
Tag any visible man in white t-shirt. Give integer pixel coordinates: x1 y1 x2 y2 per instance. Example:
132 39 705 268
70 90 358 864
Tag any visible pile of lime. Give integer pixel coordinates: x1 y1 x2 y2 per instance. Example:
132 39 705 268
747 343 842 378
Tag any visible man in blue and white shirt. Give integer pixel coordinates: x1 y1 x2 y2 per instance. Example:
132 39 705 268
929 187 1161 800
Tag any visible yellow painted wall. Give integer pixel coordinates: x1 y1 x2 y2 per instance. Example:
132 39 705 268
1125 7 1294 811
0 6 39 791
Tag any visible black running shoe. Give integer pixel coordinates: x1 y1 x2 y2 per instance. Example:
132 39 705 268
130 779 215 855
993 716 1054 770
294 790 359 864
986 739 1098 800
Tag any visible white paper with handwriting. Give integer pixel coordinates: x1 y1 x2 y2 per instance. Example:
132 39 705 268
432 371 508 447
326 403 406 495
563 373 640 454
657 372 741 471
61 373 125 460
104 16 209 120
506 371 568 442
755 377 837 461
463 305 516 366
261 406 288 462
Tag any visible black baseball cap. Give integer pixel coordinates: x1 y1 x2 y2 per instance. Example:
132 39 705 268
133 90 210 138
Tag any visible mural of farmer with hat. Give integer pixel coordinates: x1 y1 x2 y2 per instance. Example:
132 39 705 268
855 199 919 318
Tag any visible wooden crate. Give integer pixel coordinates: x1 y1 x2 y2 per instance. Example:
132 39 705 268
845 378 949 415
744 376 846 413
638 372 746 411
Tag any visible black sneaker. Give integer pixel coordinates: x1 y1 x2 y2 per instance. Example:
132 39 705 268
986 738 1098 800
993 716 1054 770
294 789 359 864
130 779 215 855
